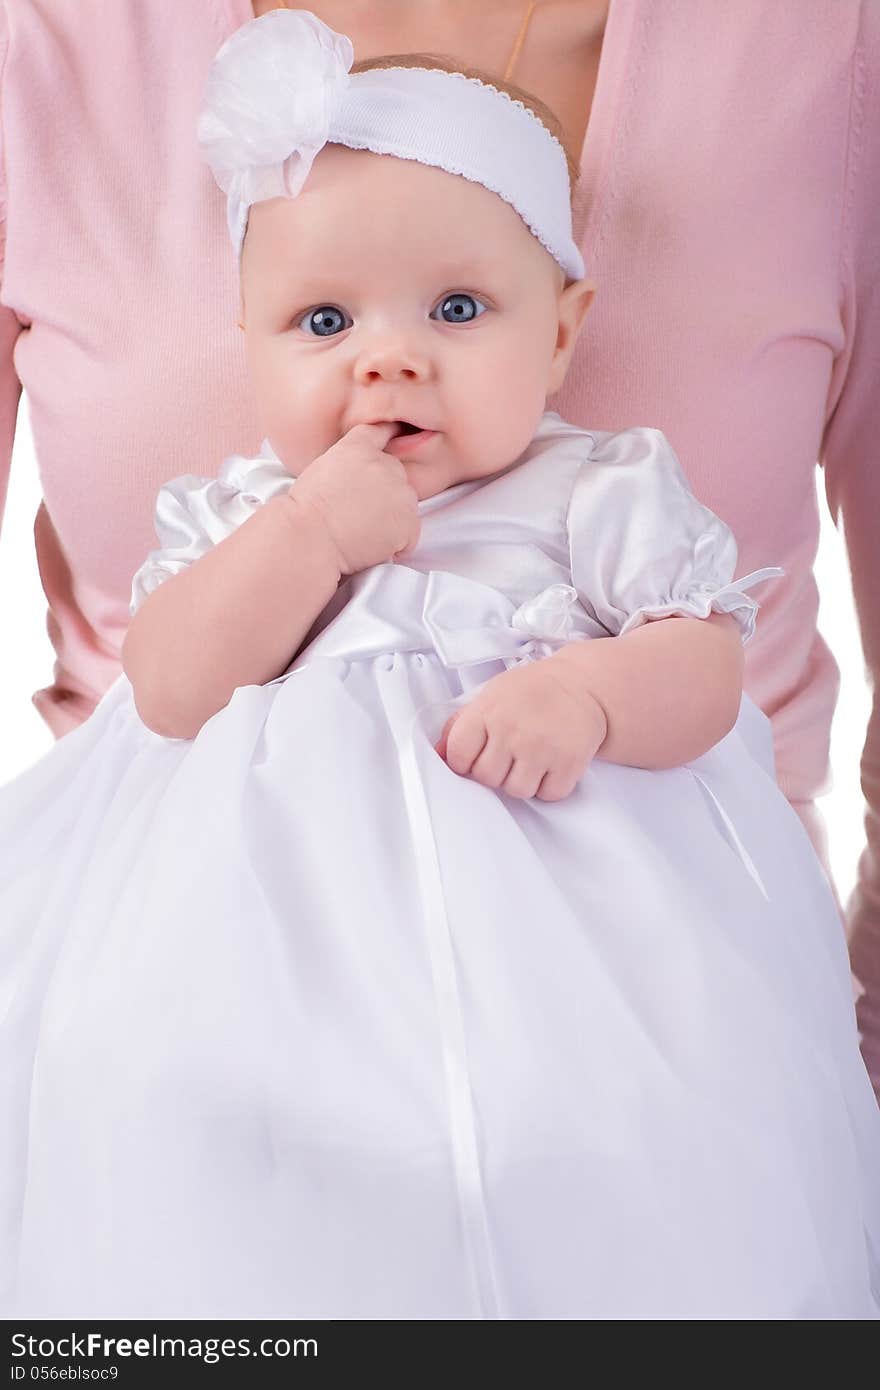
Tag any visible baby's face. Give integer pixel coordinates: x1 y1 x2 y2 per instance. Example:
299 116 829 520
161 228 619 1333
240 145 594 500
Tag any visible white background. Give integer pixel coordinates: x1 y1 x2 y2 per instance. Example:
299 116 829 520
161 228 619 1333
0 394 871 909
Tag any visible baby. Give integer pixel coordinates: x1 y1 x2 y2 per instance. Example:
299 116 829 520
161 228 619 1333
124 88 743 800
1 8 878 1321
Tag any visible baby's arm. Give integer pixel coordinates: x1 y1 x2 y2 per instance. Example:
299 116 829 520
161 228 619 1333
440 429 777 794
546 610 743 770
123 494 341 739
435 610 744 799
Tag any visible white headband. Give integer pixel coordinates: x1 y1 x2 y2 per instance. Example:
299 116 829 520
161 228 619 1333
197 8 585 283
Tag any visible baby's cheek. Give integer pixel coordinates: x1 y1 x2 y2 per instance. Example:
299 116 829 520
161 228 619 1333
260 420 327 477
257 392 334 474
479 383 549 470
488 338 554 434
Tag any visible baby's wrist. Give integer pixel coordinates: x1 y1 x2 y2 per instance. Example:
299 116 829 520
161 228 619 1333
544 648 609 746
278 489 345 585
582 688 609 748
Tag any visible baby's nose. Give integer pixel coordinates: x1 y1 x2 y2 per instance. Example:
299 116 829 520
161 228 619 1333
353 342 433 383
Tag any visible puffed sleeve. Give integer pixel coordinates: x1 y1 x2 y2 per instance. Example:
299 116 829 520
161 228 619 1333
129 456 263 616
566 427 785 645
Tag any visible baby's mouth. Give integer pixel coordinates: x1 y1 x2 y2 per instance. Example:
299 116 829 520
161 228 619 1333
384 423 439 457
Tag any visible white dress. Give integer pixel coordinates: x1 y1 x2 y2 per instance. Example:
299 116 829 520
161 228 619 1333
1 410 878 1320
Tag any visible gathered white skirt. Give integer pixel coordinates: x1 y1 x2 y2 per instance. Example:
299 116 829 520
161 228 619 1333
1 591 879 1319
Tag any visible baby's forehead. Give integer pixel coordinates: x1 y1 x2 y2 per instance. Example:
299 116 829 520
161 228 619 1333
244 147 565 292
302 145 534 240
308 151 544 247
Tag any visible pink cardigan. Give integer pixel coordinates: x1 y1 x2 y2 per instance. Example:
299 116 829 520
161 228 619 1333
1 1 878 1033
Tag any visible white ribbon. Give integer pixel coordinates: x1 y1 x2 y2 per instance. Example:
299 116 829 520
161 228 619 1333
389 686 505 1320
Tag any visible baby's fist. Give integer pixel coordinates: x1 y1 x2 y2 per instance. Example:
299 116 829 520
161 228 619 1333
434 658 608 801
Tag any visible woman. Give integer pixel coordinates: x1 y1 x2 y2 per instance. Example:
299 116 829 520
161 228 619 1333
0 0 877 1095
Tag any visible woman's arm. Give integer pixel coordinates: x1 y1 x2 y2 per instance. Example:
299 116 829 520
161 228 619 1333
545 610 744 770
122 492 342 740
0 25 24 550
820 0 880 1096
0 297 22 538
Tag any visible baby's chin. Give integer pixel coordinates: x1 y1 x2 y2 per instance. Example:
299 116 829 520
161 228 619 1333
409 455 518 503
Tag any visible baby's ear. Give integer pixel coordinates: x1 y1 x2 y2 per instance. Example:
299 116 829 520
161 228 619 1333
562 277 596 331
547 279 596 392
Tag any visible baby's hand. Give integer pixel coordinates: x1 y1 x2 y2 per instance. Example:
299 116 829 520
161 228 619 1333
434 657 608 801
289 423 421 576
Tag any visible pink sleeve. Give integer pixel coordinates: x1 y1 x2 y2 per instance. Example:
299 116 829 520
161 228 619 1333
820 0 880 1091
0 4 24 537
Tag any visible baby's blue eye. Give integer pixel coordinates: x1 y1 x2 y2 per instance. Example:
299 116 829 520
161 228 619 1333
431 293 488 324
298 305 350 337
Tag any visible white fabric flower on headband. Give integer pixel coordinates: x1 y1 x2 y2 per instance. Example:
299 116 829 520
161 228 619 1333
197 10 353 215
